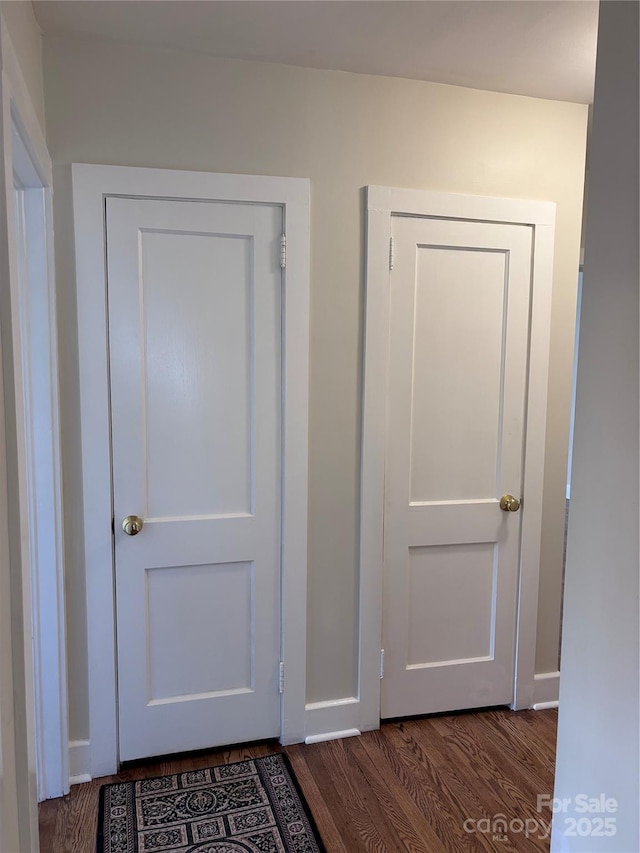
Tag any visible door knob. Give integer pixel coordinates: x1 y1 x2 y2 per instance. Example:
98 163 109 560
500 494 521 512
122 515 144 535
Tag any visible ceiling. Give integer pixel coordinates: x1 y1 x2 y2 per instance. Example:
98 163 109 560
34 0 599 104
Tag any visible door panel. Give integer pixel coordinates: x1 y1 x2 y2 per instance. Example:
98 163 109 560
381 215 532 719
107 197 282 760
407 543 496 666
146 560 254 702
141 230 253 519
409 247 507 503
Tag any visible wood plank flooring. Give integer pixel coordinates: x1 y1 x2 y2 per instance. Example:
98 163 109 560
39 708 557 852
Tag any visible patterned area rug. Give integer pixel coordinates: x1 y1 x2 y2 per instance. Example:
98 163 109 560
97 753 325 853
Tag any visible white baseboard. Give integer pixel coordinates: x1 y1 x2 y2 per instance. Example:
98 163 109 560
305 728 361 745
304 696 360 740
69 701 364 783
67 677 557 778
533 700 559 711
69 739 92 786
532 671 560 709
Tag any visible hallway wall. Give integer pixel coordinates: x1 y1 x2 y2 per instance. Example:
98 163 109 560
42 35 588 741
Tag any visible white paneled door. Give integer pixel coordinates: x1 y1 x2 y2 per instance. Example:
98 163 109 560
107 197 283 761
381 215 533 718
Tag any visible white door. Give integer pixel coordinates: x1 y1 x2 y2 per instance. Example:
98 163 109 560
106 197 283 761
381 214 532 719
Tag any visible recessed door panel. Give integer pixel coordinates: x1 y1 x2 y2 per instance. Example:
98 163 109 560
141 231 254 519
146 561 254 702
407 543 496 667
410 248 506 504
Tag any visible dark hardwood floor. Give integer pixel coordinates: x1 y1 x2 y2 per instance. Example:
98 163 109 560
39 708 557 852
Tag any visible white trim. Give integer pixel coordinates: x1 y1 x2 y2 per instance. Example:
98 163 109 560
533 670 561 707
73 164 310 775
0 22 50 190
13 172 68 802
305 729 361 745
0 14 68 806
533 700 559 711
304 696 362 739
304 696 360 712
68 740 91 786
361 185 556 727
512 217 556 710
367 185 555 227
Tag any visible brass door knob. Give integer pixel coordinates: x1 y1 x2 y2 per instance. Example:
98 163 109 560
122 515 144 535
500 495 521 513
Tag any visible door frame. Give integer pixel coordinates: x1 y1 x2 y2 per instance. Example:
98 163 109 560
12 124 68 801
73 164 310 777
0 11 68 812
359 185 556 729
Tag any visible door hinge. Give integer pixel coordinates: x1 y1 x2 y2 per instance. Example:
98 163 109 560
380 649 385 679
278 661 285 694
389 236 394 271
280 234 286 269
111 517 115 534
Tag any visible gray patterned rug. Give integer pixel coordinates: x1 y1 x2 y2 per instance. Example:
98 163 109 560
97 753 325 853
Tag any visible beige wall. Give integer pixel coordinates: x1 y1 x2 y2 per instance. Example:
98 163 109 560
42 35 587 739
0 4 43 848
552 2 639 850
0 1 44 133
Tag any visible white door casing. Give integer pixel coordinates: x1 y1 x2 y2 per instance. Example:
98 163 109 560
0 13 67 810
382 215 532 718
359 187 555 731
108 197 283 760
73 166 309 777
